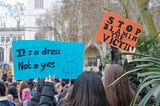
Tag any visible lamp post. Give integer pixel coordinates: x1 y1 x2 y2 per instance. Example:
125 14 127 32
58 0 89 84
111 46 121 64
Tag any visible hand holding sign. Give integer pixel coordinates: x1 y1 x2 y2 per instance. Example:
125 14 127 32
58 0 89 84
126 47 136 63
96 11 143 52
45 75 52 83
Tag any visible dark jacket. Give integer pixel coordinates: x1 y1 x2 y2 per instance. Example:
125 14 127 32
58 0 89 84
124 60 155 104
30 92 41 106
39 82 56 106
0 100 15 106
30 78 45 106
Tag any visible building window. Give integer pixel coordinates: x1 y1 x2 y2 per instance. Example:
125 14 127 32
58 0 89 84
35 18 42 26
88 58 92 66
13 37 17 41
18 36 22 40
88 58 97 66
10 48 13 62
92 58 97 66
1 37 5 43
0 47 4 62
6 37 10 43
35 0 43 9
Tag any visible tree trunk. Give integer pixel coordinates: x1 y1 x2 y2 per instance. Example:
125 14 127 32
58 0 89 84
134 0 157 35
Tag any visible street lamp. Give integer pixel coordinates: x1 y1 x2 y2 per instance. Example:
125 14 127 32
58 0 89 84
111 46 121 64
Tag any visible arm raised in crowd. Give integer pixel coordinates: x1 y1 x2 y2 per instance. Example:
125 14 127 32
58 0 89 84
39 76 56 106
30 78 45 106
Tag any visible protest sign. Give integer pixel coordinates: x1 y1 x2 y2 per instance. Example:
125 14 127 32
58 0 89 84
96 11 143 52
12 40 84 80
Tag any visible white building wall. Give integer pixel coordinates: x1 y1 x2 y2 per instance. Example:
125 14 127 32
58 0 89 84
25 0 53 40
0 31 25 65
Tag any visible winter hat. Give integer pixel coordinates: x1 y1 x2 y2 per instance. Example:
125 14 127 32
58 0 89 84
22 88 32 101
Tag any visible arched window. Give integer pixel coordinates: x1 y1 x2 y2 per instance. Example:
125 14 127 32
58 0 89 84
0 47 4 62
10 48 13 62
85 45 101 67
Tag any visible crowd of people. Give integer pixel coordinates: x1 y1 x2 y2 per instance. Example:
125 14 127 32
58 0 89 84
0 56 154 106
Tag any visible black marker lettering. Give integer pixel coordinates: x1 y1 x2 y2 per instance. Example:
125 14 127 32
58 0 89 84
41 63 46 71
34 64 38 69
118 20 124 28
28 50 32 55
34 50 39 55
103 34 110 42
16 48 26 57
107 16 114 24
126 25 133 32
18 61 31 71
135 28 141 35
103 23 109 30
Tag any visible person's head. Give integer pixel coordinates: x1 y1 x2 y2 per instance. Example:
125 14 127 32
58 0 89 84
70 79 76 85
2 73 7 82
90 68 93 71
104 64 134 106
28 80 35 90
100 62 103 66
0 81 6 96
6 94 14 102
20 81 28 90
19 81 28 97
55 82 62 94
4 81 10 89
61 79 69 87
66 71 109 106
8 86 18 99
11 82 17 87
22 88 32 101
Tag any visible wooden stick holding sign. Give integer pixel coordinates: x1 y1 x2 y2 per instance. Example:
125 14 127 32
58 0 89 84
95 11 143 52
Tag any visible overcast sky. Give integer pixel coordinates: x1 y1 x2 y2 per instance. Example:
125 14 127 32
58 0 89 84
6 0 26 4
0 0 61 28
0 0 26 27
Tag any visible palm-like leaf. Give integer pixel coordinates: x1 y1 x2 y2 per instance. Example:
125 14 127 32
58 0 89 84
109 33 160 106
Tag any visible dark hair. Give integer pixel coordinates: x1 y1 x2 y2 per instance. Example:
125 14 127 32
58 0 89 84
11 82 17 87
0 81 6 96
8 86 18 99
66 71 109 106
2 73 7 82
104 64 134 106
70 79 76 85
61 79 69 87
28 80 35 90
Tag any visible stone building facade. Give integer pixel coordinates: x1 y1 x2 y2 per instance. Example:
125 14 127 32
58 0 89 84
0 28 25 66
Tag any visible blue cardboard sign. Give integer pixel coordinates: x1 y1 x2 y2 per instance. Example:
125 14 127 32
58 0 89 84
12 40 84 80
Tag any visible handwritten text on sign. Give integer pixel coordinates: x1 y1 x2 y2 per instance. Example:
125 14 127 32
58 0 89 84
96 11 143 52
12 40 84 80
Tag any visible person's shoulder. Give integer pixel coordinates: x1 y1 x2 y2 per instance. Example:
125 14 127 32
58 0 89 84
23 99 31 106
0 96 7 101
0 100 15 106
